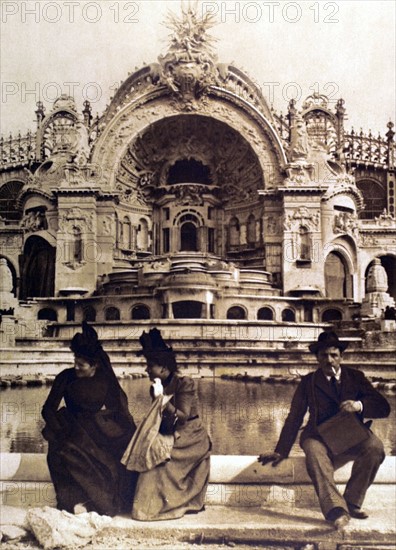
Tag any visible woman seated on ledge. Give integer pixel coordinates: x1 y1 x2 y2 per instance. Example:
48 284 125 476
130 328 211 521
41 322 137 516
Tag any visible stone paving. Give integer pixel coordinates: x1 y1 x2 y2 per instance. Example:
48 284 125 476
1 503 395 550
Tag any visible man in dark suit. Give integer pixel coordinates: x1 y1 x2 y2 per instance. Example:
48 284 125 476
258 331 391 530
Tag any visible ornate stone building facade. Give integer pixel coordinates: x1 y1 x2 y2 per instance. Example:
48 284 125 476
1 8 395 332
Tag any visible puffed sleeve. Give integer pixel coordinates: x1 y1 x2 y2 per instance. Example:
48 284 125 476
166 376 195 423
104 375 136 432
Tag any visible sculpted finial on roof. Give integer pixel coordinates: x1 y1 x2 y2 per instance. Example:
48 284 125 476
163 1 218 62
158 2 222 103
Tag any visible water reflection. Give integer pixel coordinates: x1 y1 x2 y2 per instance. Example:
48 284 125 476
1 379 395 456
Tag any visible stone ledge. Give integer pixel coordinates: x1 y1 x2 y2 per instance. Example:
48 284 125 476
1 454 395 484
1 454 395 512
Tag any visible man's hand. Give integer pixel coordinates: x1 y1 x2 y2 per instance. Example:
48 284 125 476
339 400 363 413
257 452 285 467
152 378 164 398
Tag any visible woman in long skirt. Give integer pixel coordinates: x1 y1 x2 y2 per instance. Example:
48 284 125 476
42 322 137 516
131 328 211 521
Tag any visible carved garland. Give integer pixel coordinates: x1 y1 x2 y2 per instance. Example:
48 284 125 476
283 207 320 232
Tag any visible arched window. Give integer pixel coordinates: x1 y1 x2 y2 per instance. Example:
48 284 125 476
38 308 57 321
131 304 150 320
322 309 343 322
357 179 387 219
137 218 149 250
105 307 120 321
0 257 17 295
282 308 295 322
229 217 240 247
257 307 274 320
0 181 23 221
247 214 256 246
325 252 347 299
168 159 212 184
227 306 246 320
180 222 197 251
83 306 96 322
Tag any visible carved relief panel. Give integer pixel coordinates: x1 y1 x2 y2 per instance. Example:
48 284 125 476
58 207 95 270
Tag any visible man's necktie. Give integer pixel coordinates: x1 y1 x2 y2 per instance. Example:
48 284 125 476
330 376 340 399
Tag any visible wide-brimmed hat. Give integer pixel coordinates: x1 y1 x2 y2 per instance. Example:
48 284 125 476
70 321 101 361
137 328 177 371
137 328 174 357
309 331 348 354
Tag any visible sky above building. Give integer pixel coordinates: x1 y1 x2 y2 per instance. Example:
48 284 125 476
0 0 395 137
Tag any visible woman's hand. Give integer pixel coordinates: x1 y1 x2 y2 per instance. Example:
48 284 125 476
152 378 164 398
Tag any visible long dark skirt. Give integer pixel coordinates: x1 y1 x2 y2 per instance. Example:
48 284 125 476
47 411 136 516
131 418 211 520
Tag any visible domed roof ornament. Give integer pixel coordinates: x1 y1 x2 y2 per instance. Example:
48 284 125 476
158 3 221 104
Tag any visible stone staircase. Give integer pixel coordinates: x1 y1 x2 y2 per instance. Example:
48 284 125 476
1 320 395 378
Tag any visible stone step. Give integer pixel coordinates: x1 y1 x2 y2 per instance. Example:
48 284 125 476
1 349 395 378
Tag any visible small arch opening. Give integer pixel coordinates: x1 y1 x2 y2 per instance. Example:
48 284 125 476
227 306 246 320
131 304 150 320
38 308 57 321
257 307 274 321
322 309 343 322
83 306 96 322
282 308 295 322
105 307 120 321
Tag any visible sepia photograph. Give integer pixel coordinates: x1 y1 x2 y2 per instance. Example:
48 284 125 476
1 0 395 548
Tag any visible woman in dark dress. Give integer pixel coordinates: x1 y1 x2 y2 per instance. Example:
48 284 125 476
130 328 211 521
42 322 136 516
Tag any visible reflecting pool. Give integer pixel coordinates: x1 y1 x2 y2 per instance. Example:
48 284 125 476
1 379 395 456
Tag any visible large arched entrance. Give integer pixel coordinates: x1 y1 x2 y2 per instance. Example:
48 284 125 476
365 255 396 300
324 252 349 299
20 236 55 299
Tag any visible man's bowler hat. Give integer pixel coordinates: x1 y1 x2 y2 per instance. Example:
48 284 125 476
309 331 349 354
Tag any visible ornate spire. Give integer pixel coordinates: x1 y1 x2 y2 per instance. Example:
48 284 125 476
35 101 45 128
